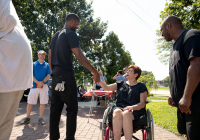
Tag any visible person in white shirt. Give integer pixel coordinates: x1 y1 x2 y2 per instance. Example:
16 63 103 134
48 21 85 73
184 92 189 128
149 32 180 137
0 1 32 140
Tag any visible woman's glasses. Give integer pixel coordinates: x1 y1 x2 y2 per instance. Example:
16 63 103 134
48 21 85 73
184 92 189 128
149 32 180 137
127 69 133 73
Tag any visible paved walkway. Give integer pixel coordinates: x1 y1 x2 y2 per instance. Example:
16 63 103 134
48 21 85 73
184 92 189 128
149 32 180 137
151 90 170 95
10 102 186 140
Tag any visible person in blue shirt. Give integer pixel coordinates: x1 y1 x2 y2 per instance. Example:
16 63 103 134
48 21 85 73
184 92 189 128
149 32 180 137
113 70 125 81
21 50 51 125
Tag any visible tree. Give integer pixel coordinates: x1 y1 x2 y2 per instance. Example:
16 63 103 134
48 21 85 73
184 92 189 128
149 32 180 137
155 31 174 65
141 70 152 76
13 0 107 60
138 71 157 92
156 0 200 64
163 76 169 86
13 1 133 84
13 0 108 83
101 32 134 84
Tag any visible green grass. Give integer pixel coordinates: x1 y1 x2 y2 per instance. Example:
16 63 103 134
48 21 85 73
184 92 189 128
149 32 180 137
147 96 168 100
157 87 170 90
146 102 179 134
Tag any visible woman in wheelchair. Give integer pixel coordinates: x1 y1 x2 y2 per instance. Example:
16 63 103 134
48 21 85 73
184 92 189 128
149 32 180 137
98 65 148 140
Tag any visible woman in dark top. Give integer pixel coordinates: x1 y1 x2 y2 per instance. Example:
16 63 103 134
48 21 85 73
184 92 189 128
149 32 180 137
97 65 148 140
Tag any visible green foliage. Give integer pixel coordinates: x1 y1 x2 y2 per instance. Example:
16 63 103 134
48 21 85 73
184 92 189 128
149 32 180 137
101 32 134 84
158 86 170 90
155 30 173 65
163 76 169 86
13 0 106 80
13 1 133 83
138 71 157 92
141 70 152 76
146 102 178 134
156 0 200 64
152 80 159 90
147 96 168 100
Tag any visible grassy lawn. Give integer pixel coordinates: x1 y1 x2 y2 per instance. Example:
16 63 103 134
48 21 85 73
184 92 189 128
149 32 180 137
146 102 179 134
157 86 170 90
147 96 168 100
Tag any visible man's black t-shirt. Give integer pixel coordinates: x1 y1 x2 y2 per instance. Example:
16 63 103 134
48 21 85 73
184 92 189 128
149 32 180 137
169 29 200 107
49 28 80 80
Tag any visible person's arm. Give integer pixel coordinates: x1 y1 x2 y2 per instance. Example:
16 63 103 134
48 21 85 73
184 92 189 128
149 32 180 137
98 79 117 91
33 76 44 88
48 49 52 73
48 81 52 87
71 47 100 83
113 73 118 80
179 57 200 114
124 91 148 112
168 94 176 107
43 74 51 83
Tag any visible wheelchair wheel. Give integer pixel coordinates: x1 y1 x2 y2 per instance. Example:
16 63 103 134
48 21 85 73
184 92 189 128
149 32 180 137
102 107 113 140
146 109 154 140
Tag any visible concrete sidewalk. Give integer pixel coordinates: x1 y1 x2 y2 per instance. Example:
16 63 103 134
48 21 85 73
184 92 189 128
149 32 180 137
10 102 185 140
151 89 170 95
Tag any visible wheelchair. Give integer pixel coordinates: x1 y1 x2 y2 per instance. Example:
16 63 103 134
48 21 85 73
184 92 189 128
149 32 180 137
102 102 154 140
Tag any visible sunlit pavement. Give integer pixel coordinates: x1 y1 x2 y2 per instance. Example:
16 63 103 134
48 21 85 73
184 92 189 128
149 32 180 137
10 102 185 140
151 89 170 95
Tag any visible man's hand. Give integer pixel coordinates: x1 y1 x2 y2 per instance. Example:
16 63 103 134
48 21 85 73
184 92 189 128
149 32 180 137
168 96 176 107
91 71 100 84
179 96 192 114
37 81 44 88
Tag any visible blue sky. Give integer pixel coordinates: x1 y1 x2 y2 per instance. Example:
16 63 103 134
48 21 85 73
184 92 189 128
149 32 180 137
86 0 169 80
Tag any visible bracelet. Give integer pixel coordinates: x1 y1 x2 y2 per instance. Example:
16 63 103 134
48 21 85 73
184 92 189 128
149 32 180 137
42 80 45 83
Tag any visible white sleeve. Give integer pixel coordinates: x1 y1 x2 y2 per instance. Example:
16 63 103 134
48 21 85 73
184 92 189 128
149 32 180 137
0 0 21 38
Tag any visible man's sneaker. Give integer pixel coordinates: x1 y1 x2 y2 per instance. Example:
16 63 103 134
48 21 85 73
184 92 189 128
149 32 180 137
20 118 30 125
38 118 45 125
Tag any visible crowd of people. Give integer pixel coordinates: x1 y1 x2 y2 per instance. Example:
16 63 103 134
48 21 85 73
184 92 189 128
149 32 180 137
0 1 200 140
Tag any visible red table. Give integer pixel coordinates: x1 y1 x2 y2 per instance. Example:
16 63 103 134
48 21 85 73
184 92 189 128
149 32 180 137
83 90 113 122
83 90 113 98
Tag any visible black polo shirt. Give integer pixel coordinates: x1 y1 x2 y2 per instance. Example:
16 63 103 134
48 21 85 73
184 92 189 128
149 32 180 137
169 29 200 107
49 28 80 80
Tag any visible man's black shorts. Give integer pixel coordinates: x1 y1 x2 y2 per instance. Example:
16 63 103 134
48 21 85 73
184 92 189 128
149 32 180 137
177 104 200 140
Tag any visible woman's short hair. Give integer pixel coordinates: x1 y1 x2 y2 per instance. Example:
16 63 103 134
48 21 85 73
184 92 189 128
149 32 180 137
128 65 142 80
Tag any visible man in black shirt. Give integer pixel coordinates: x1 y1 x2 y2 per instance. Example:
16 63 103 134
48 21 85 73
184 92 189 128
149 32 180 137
48 13 100 140
160 15 200 140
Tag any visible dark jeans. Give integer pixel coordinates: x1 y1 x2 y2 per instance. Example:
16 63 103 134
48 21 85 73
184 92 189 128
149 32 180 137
177 103 200 140
50 75 78 140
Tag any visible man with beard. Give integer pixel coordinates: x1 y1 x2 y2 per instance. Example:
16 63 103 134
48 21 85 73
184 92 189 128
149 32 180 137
160 15 200 140
48 13 100 140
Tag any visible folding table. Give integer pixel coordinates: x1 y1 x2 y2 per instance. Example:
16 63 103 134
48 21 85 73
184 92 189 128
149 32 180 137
83 89 113 122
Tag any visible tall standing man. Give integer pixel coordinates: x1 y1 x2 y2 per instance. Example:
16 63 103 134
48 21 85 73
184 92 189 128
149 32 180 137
0 1 33 140
21 50 51 125
48 13 100 140
160 15 200 140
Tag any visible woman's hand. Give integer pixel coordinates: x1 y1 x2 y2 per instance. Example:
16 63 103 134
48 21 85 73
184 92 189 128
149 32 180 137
123 106 134 112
